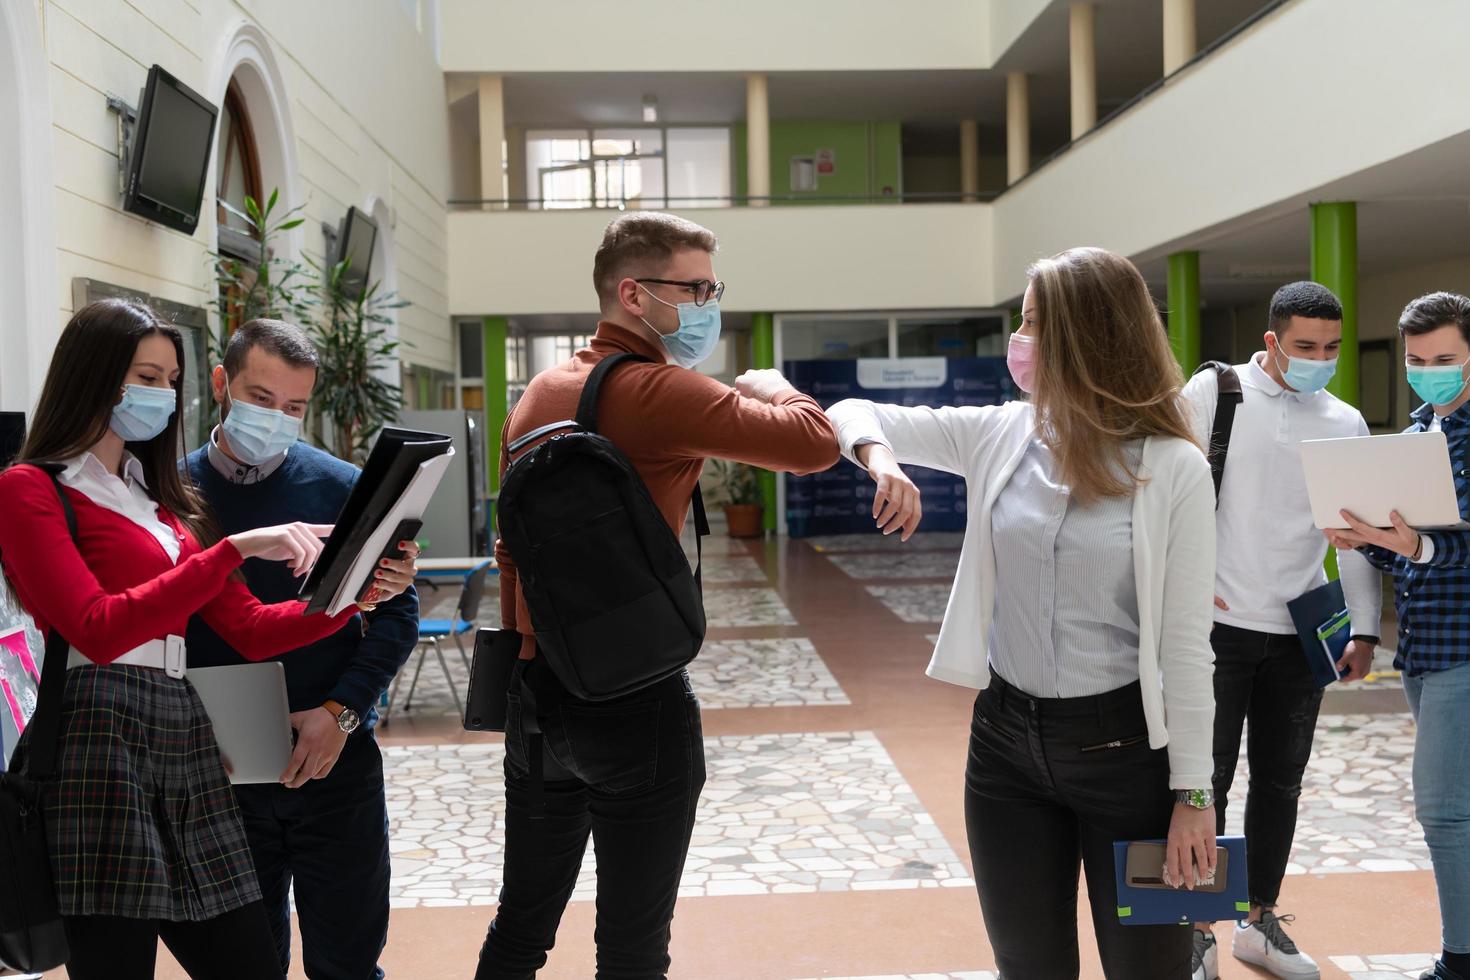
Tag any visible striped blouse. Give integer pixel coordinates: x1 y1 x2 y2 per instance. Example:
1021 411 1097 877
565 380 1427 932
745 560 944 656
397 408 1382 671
988 436 1143 698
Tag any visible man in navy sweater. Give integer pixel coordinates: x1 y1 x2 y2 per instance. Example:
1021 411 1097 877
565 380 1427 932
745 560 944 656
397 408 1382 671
186 318 420 980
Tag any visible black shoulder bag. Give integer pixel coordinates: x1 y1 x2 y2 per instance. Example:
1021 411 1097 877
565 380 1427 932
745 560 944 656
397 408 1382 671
1194 361 1243 503
0 466 75 972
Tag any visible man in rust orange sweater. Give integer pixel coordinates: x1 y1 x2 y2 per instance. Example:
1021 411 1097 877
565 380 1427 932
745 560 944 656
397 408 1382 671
475 212 838 980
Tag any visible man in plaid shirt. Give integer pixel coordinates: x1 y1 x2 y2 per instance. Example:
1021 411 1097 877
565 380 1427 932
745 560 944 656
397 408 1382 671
1327 292 1470 980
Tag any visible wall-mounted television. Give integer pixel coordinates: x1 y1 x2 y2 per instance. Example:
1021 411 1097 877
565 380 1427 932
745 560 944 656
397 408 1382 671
334 206 379 301
122 65 219 236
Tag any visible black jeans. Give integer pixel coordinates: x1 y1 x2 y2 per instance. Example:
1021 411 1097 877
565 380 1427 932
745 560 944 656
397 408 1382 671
966 673 1191 980
1209 623 1323 908
235 730 391 980
62 901 282 979
475 658 706 980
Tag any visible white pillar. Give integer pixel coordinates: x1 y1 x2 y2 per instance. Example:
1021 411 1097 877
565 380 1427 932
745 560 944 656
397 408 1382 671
1163 0 1197 75
959 119 980 201
746 73 771 207
1069 2 1097 139
1006 72 1030 185
478 74 506 209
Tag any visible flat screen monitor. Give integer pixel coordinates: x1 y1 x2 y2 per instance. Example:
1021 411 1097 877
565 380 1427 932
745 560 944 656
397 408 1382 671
0 414 24 468
123 65 219 236
335 206 378 301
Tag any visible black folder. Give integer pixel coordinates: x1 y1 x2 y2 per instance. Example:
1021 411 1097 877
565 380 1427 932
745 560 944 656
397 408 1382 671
299 427 453 615
1286 579 1352 688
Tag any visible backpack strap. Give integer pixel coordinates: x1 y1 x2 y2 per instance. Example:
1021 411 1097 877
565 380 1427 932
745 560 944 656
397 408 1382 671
13 463 78 781
573 351 712 585
1193 361 1243 504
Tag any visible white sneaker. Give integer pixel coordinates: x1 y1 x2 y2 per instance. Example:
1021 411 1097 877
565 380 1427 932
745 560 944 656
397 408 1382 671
1192 928 1219 980
1233 911 1320 979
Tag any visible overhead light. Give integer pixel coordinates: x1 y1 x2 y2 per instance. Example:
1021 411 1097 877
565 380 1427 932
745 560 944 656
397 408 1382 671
642 95 658 122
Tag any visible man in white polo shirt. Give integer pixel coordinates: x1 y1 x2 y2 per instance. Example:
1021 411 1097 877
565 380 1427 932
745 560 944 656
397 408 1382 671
1181 281 1383 980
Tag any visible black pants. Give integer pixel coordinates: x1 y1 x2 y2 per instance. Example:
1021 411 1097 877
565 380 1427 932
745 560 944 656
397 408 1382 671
476 659 706 980
1209 623 1323 908
235 730 391 980
966 673 1191 980
62 901 282 979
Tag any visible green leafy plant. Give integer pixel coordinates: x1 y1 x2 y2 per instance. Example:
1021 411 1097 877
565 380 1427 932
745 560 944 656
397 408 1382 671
310 260 407 464
211 190 316 359
704 458 762 508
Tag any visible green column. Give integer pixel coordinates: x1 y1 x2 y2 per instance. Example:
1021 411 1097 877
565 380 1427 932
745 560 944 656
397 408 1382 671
482 316 509 494
751 313 778 533
1312 202 1359 406
1167 251 1201 373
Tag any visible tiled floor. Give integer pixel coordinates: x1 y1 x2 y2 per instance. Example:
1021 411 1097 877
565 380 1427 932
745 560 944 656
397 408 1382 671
151 531 1439 980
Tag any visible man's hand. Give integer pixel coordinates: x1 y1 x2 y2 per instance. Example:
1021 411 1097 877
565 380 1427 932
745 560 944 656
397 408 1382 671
856 443 922 541
280 707 348 789
1214 596 1230 611
1326 509 1422 558
1336 638 1376 682
734 369 794 404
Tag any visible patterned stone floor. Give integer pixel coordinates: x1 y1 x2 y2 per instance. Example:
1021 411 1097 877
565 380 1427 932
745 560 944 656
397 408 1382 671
794 974 996 980
700 554 771 583
803 532 966 553
704 586 799 627
1330 952 1438 978
1226 713 1427 876
827 551 961 581
866 584 951 624
382 732 973 908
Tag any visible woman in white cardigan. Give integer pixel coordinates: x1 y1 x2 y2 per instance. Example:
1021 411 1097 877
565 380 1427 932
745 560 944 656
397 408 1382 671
827 247 1217 980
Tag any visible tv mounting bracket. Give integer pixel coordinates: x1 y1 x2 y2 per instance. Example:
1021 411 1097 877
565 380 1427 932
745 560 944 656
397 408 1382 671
105 95 139 198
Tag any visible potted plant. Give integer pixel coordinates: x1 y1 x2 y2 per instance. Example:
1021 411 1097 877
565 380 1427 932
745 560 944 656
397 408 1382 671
705 458 764 538
311 260 407 464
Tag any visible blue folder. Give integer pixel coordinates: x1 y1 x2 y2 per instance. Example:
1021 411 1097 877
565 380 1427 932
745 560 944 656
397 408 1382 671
1286 579 1351 688
1114 835 1249 926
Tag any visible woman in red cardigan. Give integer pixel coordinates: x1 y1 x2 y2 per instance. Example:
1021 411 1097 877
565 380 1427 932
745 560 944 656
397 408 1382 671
0 300 413 979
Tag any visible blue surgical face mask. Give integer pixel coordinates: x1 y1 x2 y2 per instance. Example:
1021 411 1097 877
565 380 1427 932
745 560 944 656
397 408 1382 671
639 285 721 369
1270 335 1337 394
221 376 302 465
110 384 176 442
1407 358 1470 407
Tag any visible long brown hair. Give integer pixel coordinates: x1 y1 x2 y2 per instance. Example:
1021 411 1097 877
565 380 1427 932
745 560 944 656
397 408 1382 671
1026 247 1199 503
16 299 218 544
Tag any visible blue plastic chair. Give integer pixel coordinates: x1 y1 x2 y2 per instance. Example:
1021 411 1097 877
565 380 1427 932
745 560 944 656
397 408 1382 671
389 560 492 718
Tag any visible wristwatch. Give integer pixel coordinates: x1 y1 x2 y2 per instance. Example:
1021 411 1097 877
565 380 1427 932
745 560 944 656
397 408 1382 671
323 699 361 735
1175 788 1215 810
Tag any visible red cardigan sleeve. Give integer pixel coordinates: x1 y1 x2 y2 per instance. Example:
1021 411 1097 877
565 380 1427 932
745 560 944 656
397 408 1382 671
197 576 360 660
0 465 245 663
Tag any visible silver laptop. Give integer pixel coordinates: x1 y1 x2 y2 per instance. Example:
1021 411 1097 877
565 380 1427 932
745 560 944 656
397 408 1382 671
1299 430 1468 530
188 662 294 785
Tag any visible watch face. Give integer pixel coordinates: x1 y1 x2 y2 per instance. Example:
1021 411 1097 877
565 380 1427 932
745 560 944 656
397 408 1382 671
338 709 361 733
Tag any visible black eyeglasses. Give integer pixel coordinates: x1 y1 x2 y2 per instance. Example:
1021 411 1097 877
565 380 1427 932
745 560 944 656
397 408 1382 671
635 278 726 307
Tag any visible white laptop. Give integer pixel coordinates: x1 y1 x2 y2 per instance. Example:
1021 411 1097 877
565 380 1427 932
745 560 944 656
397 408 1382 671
188 662 294 785
1299 430 1468 530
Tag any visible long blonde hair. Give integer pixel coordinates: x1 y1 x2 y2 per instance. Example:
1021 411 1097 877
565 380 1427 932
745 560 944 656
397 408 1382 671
1025 246 1199 503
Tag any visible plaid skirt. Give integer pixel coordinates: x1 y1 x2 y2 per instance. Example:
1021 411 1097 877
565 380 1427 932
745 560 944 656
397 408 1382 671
14 665 262 921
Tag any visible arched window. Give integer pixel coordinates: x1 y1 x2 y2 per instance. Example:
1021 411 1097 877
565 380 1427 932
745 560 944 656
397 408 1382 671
216 78 263 260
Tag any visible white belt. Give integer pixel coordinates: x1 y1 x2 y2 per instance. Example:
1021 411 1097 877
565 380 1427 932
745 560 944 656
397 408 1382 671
68 635 187 678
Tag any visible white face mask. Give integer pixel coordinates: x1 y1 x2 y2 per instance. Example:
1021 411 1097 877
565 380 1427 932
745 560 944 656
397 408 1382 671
221 374 302 465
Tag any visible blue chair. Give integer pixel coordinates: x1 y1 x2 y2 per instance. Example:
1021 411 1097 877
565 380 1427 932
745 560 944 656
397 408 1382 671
389 560 492 718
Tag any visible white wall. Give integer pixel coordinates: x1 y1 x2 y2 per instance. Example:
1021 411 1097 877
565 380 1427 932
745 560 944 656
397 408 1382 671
33 0 453 397
449 204 993 317
440 0 995 72
992 0 1470 299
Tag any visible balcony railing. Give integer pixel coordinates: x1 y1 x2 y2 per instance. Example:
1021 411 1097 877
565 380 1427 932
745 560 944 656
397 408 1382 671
447 191 1000 211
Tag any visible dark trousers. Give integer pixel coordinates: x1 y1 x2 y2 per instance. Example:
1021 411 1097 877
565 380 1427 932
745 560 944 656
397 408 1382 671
476 659 706 980
234 731 392 980
62 901 282 979
966 673 1192 980
1209 623 1323 908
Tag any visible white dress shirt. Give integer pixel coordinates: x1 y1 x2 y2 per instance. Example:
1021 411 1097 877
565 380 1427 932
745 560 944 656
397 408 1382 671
1182 354 1383 637
989 437 1143 698
59 452 182 564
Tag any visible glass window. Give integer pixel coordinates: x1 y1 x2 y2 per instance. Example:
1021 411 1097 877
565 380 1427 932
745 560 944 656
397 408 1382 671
781 318 891 361
667 128 731 208
896 316 1006 357
552 334 593 363
406 366 456 411
506 334 528 383
591 129 664 208
459 320 484 378
527 130 592 209
215 81 261 241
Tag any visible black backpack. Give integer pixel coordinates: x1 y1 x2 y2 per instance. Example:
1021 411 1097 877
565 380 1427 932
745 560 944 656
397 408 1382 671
496 353 709 701
1194 360 1243 503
